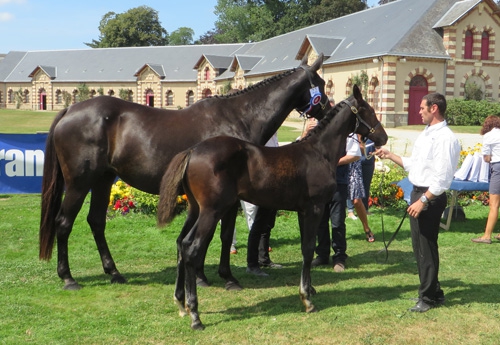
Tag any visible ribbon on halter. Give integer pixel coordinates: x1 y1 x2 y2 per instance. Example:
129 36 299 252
302 86 323 114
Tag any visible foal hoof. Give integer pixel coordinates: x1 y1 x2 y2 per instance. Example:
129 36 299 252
225 281 243 291
63 282 82 291
191 321 205 331
111 274 127 284
196 277 210 287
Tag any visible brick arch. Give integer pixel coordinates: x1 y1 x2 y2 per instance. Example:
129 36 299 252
460 68 492 99
403 67 437 112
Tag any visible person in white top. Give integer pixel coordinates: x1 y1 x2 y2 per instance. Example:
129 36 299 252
472 115 500 244
375 93 460 313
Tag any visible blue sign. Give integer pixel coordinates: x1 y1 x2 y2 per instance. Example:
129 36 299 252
0 133 48 194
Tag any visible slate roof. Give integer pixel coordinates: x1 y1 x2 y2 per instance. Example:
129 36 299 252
0 0 483 82
1 44 245 83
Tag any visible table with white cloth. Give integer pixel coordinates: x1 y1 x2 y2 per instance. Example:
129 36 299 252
396 177 489 230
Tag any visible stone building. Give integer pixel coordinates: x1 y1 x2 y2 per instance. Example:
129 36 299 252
0 0 498 127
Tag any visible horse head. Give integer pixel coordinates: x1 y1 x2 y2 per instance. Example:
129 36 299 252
296 53 331 121
347 84 388 147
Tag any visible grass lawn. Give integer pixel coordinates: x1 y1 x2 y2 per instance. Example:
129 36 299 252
1 193 500 344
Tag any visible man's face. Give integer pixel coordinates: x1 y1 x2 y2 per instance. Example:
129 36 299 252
419 99 434 125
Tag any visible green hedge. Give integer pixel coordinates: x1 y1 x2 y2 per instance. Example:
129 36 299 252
446 99 500 126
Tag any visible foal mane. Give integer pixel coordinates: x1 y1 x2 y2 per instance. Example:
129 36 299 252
298 99 350 143
213 68 297 99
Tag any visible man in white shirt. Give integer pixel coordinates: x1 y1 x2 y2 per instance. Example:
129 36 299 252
375 93 460 312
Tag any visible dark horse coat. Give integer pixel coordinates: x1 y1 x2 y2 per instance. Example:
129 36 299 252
39 54 330 290
158 85 388 330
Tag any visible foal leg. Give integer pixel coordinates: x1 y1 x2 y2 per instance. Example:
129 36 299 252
183 213 220 330
88 175 126 284
174 206 199 317
55 186 89 290
298 210 323 313
219 203 242 290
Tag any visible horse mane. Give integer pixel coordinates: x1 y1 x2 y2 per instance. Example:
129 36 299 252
213 68 297 99
297 99 349 143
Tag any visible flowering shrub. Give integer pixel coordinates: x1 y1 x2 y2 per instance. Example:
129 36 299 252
108 180 189 216
109 180 135 215
369 160 408 209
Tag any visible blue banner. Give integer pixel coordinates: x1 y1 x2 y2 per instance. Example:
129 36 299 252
0 133 48 194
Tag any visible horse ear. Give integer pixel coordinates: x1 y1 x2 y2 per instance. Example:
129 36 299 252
300 54 308 66
309 53 324 72
353 84 363 102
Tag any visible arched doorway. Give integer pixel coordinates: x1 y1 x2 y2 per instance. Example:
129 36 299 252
39 89 47 110
408 76 428 125
146 90 154 107
202 88 212 99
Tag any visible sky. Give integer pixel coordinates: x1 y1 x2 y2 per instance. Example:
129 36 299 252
0 0 379 52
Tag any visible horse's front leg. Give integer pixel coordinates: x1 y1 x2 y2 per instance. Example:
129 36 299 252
219 203 242 291
298 208 323 313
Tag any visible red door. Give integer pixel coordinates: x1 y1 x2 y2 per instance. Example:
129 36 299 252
39 93 47 110
146 93 154 107
408 76 428 125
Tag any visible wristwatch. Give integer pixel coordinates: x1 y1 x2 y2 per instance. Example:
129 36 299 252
420 194 429 204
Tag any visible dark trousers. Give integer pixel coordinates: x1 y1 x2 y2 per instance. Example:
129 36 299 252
410 187 447 303
315 183 348 264
247 207 277 268
361 159 375 210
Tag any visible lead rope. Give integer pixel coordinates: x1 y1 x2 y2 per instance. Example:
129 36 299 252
375 159 407 264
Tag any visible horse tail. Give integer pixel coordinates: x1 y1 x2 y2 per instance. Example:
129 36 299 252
157 150 192 227
39 108 67 261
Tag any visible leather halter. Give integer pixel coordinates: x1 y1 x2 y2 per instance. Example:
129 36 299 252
342 99 381 134
296 66 329 116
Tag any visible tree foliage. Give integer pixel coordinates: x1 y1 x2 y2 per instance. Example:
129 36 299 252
211 0 368 43
169 27 195 45
85 6 168 48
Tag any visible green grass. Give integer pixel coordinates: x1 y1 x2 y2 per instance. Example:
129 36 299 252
1 194 500 344
0 109 58 134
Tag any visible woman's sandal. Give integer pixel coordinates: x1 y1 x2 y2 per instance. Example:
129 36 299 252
494 234 500 241
365 229 375 243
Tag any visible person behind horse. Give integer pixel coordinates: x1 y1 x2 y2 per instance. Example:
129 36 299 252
243 133 283 276
375 92 460 312
346 135 376 242
301 120 361 272
471 115 500 244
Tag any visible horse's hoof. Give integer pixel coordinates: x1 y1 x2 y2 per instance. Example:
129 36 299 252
63 282 81 291
191 321 205 331
196 277 210 287
306 306 318 313
225 281 243 291
111 275 127 284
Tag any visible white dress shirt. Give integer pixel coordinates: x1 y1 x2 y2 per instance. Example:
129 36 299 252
401 121 460 196
482 127 500 163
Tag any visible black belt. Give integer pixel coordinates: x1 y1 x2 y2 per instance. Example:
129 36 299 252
413 185 428 193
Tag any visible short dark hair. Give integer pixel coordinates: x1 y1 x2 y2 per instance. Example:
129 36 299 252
423 92 447 116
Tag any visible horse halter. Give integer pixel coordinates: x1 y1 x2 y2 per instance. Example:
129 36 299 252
342 99 381 135
296 66 329 117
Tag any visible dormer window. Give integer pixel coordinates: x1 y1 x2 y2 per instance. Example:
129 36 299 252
204 67 210 81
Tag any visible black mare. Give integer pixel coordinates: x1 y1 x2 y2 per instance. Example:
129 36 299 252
39 54 330 290
157 85 388 330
